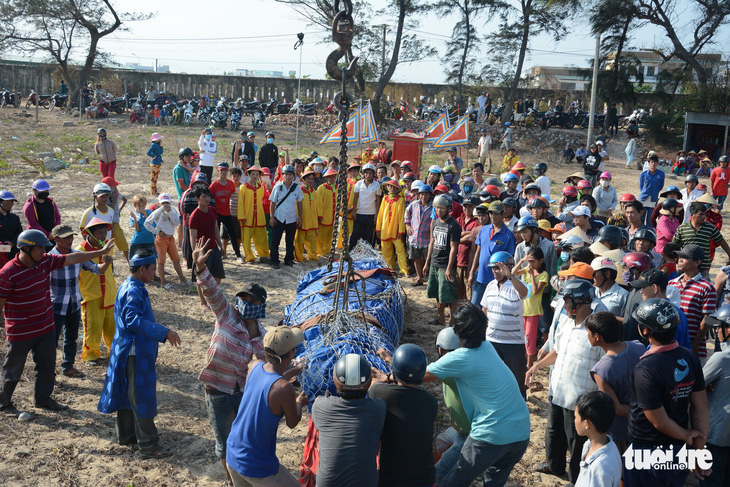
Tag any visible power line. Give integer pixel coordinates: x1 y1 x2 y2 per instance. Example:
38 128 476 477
109 31 328 43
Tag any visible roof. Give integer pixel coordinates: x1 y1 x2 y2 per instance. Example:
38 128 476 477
685 112 730 126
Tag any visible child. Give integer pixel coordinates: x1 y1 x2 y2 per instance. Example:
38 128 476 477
152 104 161 125
261 167 274 245
376 179 409 276
517 246 548 368
189 187 224 307
104 177 129 261
573 391 622 487
77 218 117 366
80 183 114 238
222 167 243 260
659 241 680 279
50 224 111 377
337 163 360 249
295 168 319 262
147 132 164 194
209 162 242 262
129 194 155 257
316 167 337 256
145 193 188 289
500 148 518 173
238 166 270 264
424 195 461 325
586 311 645 451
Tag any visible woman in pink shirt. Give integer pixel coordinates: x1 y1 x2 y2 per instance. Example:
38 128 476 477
655 198 681 255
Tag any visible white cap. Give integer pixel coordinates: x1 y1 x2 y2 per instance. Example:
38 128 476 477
570 205 592 218
595 140 604 146
158 193 171 204
591 256 617 272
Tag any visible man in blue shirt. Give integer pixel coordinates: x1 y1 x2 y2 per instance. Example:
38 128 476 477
638 156 665 226
425 301 530 486
467 201 516 306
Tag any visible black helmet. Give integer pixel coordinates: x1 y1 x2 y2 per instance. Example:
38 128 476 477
97 127 106 134
662 198 680 212
719 155 729 164
533 162 548 175
524 183 541 193
391 344 427 384
633 228 656 244
333 354 372 392
620 228 630 247
17 229 52 249
596 225 622 249
633 298 680 333
526 197 549 209
707 304 730 328
562 279 594 305
685 174 699 183
178 147 194 158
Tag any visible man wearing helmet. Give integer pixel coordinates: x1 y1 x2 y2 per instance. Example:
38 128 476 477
174 148 194 198
680 174 704 223
258 131 279 174
557 185 580 229
425 195 462 325
370 344 438 487
625 298 709 487
312 354 386 487
632 228 662 269
591 257 628 316
23 179 62 237
533 162 550 196
0 229 114 414
710 155 730 210
526 279 605 484
514 215 557 280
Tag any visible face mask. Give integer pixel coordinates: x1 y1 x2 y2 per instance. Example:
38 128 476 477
235 298 266 320
464 185 473 194
267 138 274 144
443 174 453 183
205 134 212 141
100 134 106 139
601 180 609 188
560 251 570 261
36 191 49 200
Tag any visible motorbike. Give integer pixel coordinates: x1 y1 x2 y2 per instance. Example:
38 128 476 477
210 105 228 128
393 100 408 120
183 102 195 126
262 98 277 115
277 99 292 115
49 92 69 110
292 99 317 115
252 110 265 130
166 102 183 125
108 96 126 114
0 88 22 108
230 109 243 131
26 90 52 109
198 106 210 126
323 99 335 115
243 99 262 113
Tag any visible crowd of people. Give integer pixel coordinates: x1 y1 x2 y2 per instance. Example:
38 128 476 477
0 122 729 487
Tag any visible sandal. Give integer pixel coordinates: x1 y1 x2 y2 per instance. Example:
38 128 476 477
532 462 563 476
62 368 86 378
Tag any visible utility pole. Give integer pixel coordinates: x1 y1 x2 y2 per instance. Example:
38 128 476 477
381 25 387 78
294 33 304 153
587 35 601 147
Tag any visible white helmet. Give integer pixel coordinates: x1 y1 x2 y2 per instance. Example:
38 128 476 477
436 327 459 351
93 183 112 195
362 163 376 172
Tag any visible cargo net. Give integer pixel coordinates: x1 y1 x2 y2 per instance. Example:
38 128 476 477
285 241 404 401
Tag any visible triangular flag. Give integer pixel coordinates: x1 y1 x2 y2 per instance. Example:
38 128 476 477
426 115 469 152
363 102 379 143
320 108 361 146
424 113 449 143
359 103 369 140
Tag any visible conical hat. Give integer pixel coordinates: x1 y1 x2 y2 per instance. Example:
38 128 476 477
557 226 591 244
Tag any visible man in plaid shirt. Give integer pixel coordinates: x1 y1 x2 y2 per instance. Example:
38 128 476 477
192 238 266 486
405 184 433 287
49 225 111 378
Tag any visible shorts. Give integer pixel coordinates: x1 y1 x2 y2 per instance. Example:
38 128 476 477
112 222 129 252
155 235 180 263
408 245 428 260
192 246 225 280
427 266 458 304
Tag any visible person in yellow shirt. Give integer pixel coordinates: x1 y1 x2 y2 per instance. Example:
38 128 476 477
317 167 338 256
500 148 518 173
361 147 374 164
376 179 409 275
238 165 270 263
77 218 116 365
295 168 319 262
338 163 361 249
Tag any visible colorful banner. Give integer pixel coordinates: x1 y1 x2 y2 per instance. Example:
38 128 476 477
320 107 361 146
425 115 469 152
424 113 449 143
361 102 379 144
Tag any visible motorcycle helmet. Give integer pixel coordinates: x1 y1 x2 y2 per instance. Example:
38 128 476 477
633 298 680 334
428 165 442 174
515 215 539 232
596 225 623 249
266 131 275 138
154 104 159 109
418 184 433 194
706 304 730 328
660 185 682 198
619 193 636 202
97 127 106 134
333 354 372 392
719 156 729 164
661 198 680 215
561 186 578 198
282 165 295 175
556 235 585 251
433 195 450 208
622 252 653 273
391 344 428 384
526 197 549 209
403 172 417 181
17 229 53 250
0 190 17 202
685 174 699 183
361 163 376 173
633 228 656 244
503 173 519 183
488 251 515 267
485 185 501 198
247 131 255 137
436 327 459 351
32 179 51 191
599 171 612 180
562 279 594 305
485 176 503 188
442 165 455 173
533 162 548 175
146 104 151 108
577 180 593 191
93 183 112 195
178 147 194 158
524 183 541 194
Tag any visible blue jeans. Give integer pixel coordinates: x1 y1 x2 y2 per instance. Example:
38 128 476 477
440 435 529 487
471 281 487 306
54 309 81 371
435 432 467 483
717 195 727 210
205 390 243 459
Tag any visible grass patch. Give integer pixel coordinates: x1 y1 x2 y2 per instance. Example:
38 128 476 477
77 165 101 176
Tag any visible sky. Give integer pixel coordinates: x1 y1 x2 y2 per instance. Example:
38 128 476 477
12 0 730 83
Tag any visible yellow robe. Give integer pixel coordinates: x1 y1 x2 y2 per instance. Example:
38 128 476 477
77 240 116 362
238 182 266 228
500 153 518 173
299 184 319 231
316 183 336 226
77 240 116 307
376 194 406 241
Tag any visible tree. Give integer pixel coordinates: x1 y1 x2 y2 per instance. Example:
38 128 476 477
484 0 579 122
0 0 145 103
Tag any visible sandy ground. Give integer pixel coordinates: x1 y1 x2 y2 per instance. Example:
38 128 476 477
0 107 711 486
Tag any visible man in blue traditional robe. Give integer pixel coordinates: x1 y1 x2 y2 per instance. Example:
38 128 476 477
97 249 181 459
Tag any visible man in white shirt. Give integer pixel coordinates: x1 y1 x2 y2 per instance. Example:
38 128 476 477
477 128 492 171
349 163 382 248
476 92 487 125
596 140 608 172
269 165 303 269
680 174 703 223
198 128 218 184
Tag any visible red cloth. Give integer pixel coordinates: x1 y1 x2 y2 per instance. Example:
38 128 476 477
209 179 235 216
450 201 464 220
707 209 723 261
710 167 730 196
189 207 218 249
298 417 319 487
0 253 66 341
456 214 479 268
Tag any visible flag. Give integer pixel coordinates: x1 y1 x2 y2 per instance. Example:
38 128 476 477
425 115 469 152
424 113 449 143
320 108 361 146
361 102 379 143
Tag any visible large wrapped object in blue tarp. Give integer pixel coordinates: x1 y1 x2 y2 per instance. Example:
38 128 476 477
284 244 404 400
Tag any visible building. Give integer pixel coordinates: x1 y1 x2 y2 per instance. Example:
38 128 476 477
529 66 591 91
234 69 297 78
606 49 722 91
684 112 730 161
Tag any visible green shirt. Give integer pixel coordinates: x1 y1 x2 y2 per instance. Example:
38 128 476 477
673 221 724 272
172 163 191 199
442 378 471 436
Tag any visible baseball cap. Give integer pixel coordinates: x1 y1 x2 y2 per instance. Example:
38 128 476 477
237 283 267 303
557 262 594 280
51 225 76 239
101 176 120 187
217 161 230 169
158 193 172 204
570 205 592 218
488 201 505 213
675 244 704 262
463 195 480 207
502 197 517 208
264 326 304 357
630 268 669 289
591 256 617 272
537 220 551 232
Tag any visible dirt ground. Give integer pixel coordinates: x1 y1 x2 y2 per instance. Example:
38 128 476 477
0 107 711 486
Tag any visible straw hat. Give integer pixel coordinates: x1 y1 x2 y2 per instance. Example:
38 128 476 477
557 226 592 244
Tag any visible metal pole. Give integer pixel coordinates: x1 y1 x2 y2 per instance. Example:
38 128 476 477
294 33 304 153
79 87 83 123
35 86 39 123
587 35 601 147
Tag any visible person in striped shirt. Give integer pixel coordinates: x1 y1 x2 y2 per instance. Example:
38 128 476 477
193 238 266 485
0 229 114 414
673 201 730 277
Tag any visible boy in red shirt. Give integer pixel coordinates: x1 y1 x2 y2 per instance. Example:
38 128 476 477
189 187 224 308
209 162 241 262
456 196 481 300
710 155 730 209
